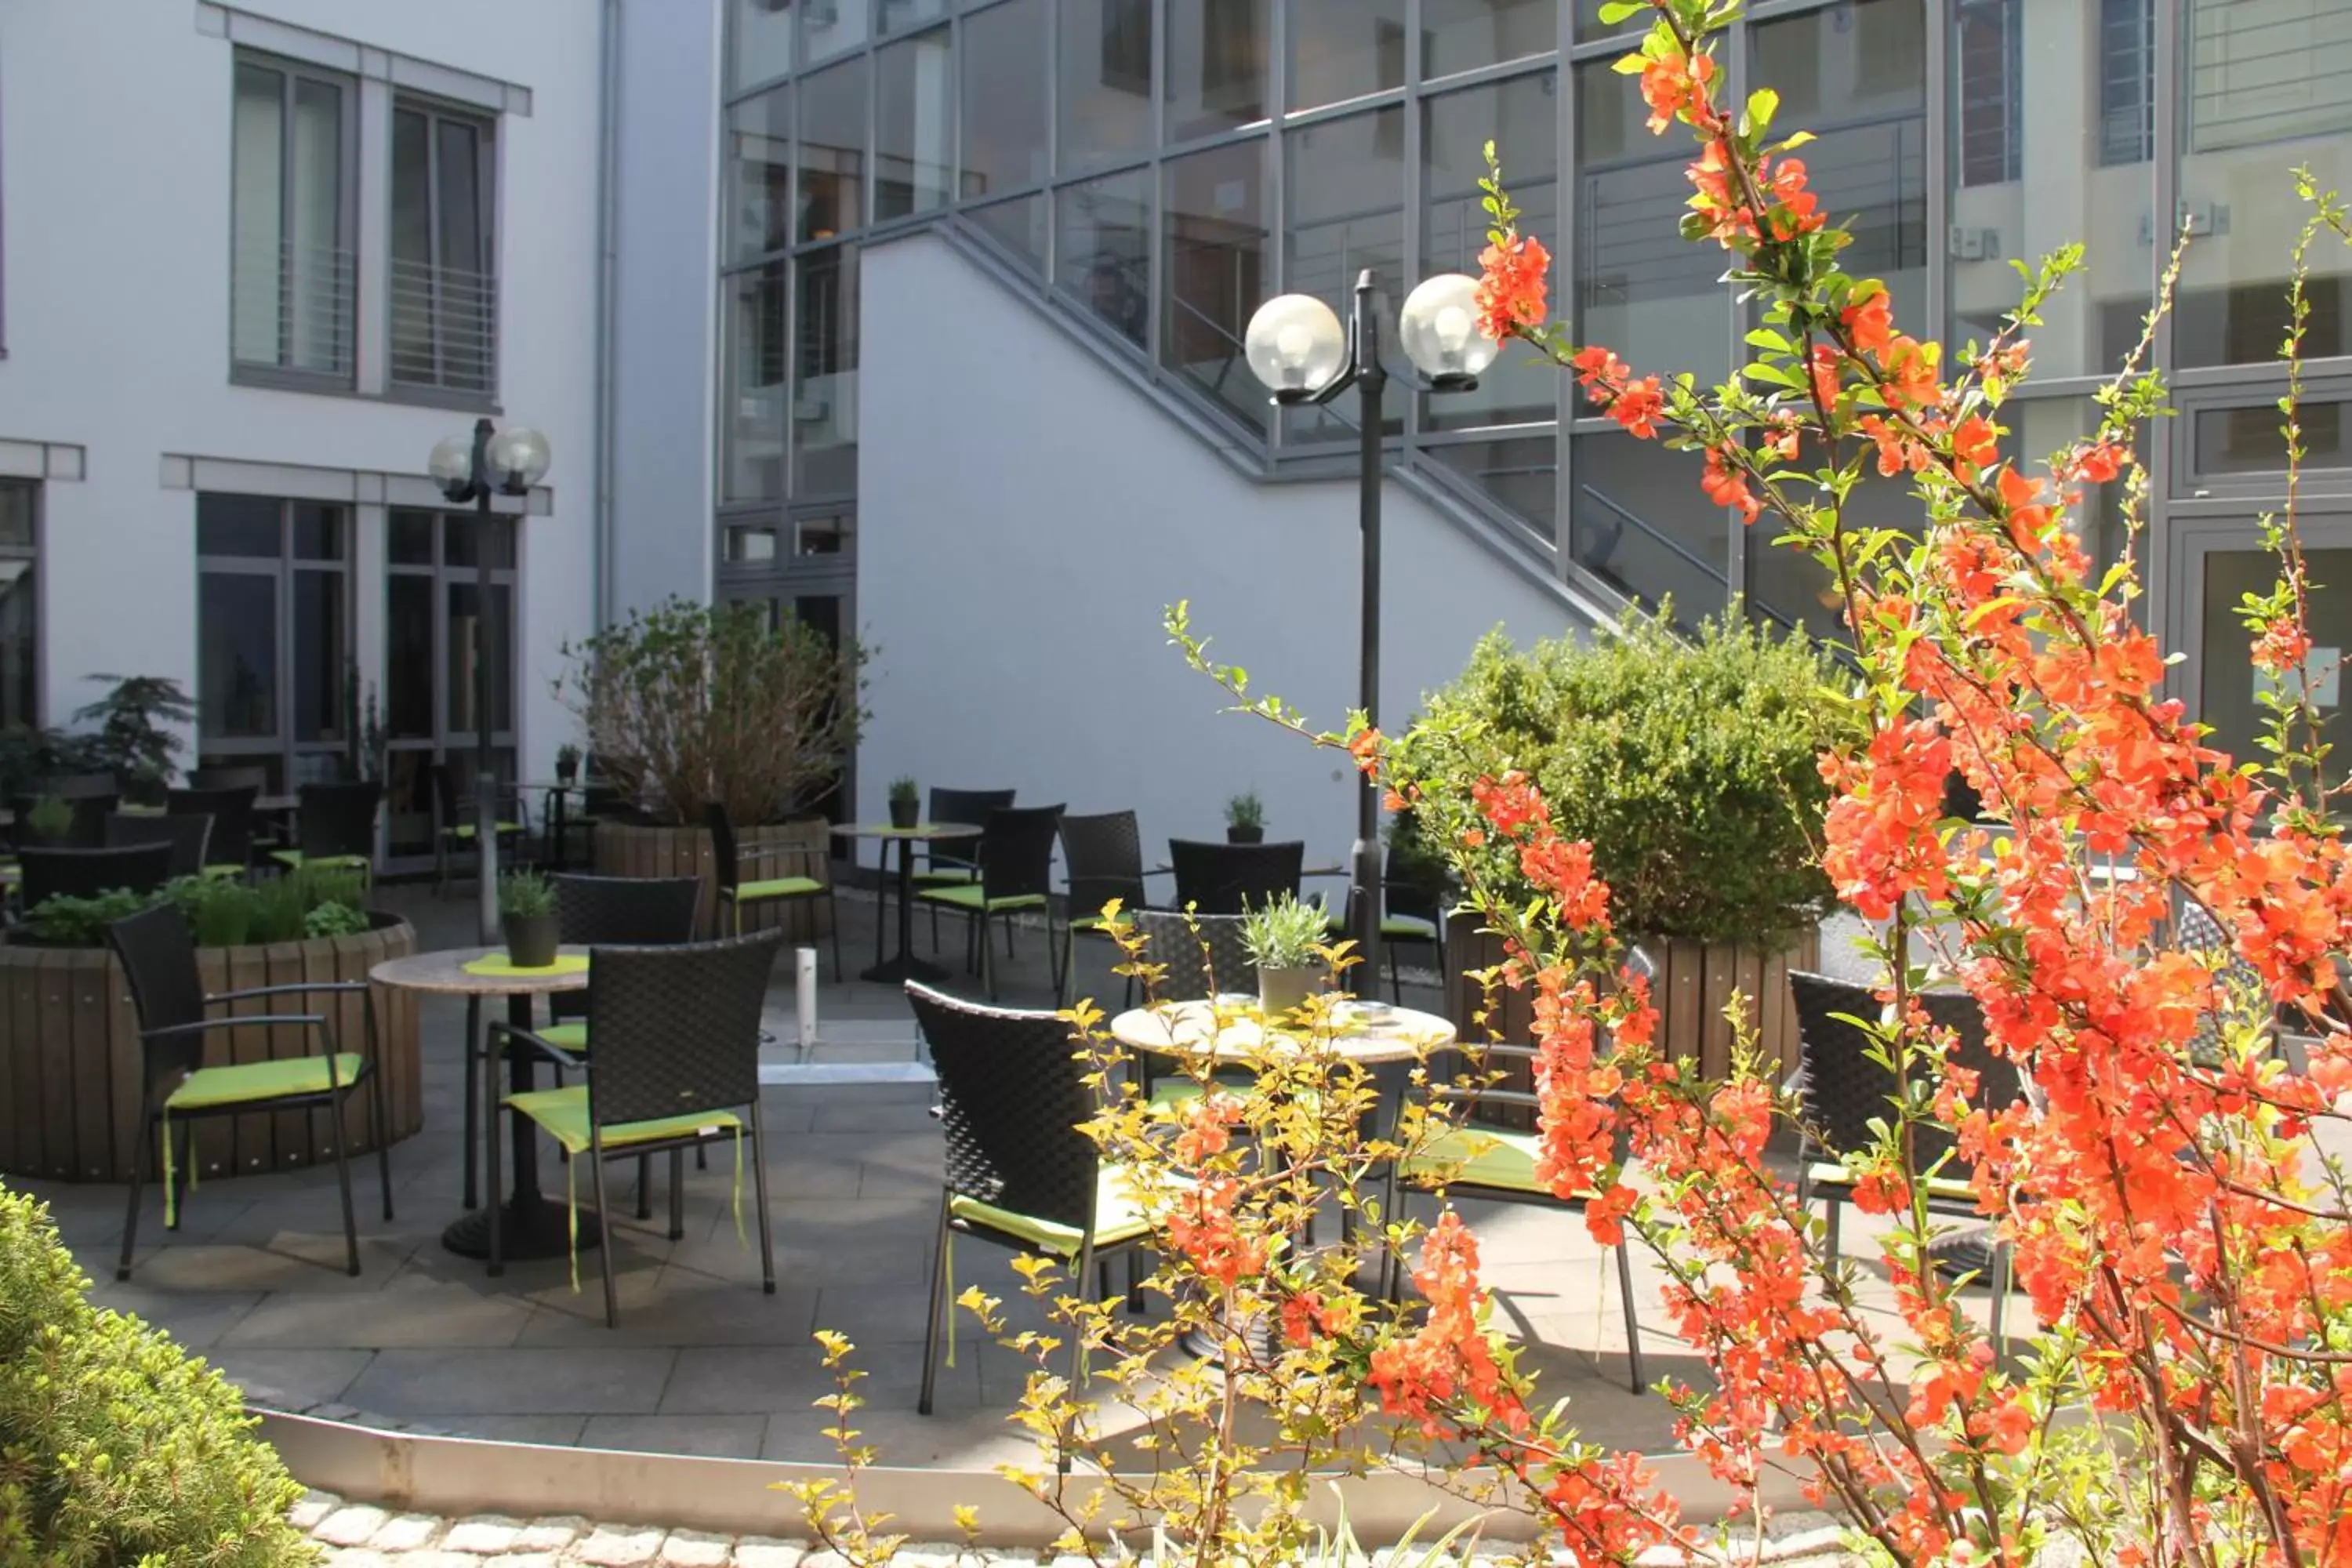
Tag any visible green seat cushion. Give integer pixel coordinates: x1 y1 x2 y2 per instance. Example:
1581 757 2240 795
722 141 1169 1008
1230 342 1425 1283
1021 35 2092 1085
1146 1068 1258 1109
1805 1160 1976 1203
1382 914 1439 941
911 866 978 885
916 884 1047 913
442 822 524 839
202 863 247 880
949 1167 1153 1257
539 1022 590 1052
733 876 822 902
270 851 370 870
167 1053 366 1111
505 1085 742 1156
1401 1124 1549 1195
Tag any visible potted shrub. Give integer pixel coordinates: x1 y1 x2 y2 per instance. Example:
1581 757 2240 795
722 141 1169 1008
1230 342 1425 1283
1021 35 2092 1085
21 794 72 847
1225 790 1265 845
555 742 583 786
72 674 195 808
888 775 921 830
1395 609 1846 1078
1240 893 1328 1018
499 869 560 968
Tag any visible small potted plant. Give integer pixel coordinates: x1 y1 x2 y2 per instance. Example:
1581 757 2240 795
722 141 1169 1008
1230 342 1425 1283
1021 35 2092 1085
1225 790 1265 845
498 869 560 968
555 742 583 786
1240 892 1327 1018
22 795 72 847
887 776 921 830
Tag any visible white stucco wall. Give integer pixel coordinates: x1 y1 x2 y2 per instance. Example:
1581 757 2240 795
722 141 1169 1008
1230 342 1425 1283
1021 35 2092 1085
856 231 1595 875
0 0 600 765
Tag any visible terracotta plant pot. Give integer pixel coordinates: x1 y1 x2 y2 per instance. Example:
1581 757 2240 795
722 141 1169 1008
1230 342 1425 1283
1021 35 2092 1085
503 913 560 970
1257 964 1319 1018
889 798 920 830
1227 825 1264 844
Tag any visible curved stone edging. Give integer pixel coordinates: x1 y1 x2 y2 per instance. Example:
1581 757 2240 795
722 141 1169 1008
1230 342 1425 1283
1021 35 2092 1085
0 916 423 1185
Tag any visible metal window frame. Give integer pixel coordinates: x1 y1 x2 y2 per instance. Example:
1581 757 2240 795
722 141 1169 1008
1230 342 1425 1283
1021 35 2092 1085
194 495 356 782
0 479 38 727
386 91 501 401
227 48 361 390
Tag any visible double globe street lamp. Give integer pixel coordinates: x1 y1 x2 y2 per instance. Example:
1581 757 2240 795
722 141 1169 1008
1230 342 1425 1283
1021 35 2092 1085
428 419 552 943
1243 270 1500 991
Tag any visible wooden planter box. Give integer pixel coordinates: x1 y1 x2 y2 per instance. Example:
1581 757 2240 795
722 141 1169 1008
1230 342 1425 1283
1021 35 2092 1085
1443 913 1820 1127
0 915 423 1186
592 818 833 941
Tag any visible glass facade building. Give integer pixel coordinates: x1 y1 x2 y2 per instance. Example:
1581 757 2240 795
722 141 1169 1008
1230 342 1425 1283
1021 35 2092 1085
717 0 2352 768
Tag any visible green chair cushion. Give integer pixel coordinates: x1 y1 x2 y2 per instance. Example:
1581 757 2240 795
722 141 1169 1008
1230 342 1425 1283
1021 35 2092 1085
1805 1160 1976 1203
911 866 978 885
1400 1123 1549 1195
916 885 1047 913
733 876 822 902
270 851 370 871
442 822 524 839
949 1166 1153 1258
539 1022 590 1052
1146 1068 1258 1109
167 1053 366 1111
202 863 247 880
1382 914 1439 942
505 1084 742 1156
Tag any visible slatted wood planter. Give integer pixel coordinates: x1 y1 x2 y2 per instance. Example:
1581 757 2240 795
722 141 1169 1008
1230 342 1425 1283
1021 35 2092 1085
1443 913 1820 1127
591 818 834 940
0 916 422 1186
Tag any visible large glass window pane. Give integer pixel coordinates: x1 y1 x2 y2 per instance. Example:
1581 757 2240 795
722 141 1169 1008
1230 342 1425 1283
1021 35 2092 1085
798 59 868 241
725 85 793 263
1057 168 1152 347
1428 437 1556 550
200 574 278 740
731 0 794 89
805 0 869 64
723 263 789 503
964 0 1049 198
1425 74 1555 430
292 569 346 742
2005 397 2140 576
1577 60 1726 386
230 63 285 368
197 494 282 557
390 103 496 394
1060 0 1154 171
445 516 516 570
1163 140 1269 431
291 503 344 561
1167 0 1266 142
877 30 953 220
2201 546 2352 782
880 0 950 34
1751 1 1929 333
1570 435 1730 624
1948 0 2153 377
793 246 862 495
2190 393 2352 482
231 60 349 377
2175 0 2352 368
2100 0 2155 166
1289 0 1403 112
390 510 435 565
1425 0 1554 80
1284 107 1405 441
970 194 1049 271
445 583 514 736
387 574 434 740
0 484 36 731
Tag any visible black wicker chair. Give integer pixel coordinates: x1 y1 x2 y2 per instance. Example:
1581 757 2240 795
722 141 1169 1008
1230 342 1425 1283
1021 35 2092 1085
168 784 260 877
106 812 214 880
107 903 392 1280
1379 846 1447 1004
706 804 841 980
1125 909 1261 1107
189 765 270 792
916 804 1063 1000
1168 838 1304 915
487 928 785 1328
2176 899 2273 1065
911 787 1016 952
12 789 119 849
1788 971 2023 1340
1056 810 1152 1007
1391 949 1654 1393
430 761 524 897
907 981 1154 1417
272 780 381 887
19 842 176 907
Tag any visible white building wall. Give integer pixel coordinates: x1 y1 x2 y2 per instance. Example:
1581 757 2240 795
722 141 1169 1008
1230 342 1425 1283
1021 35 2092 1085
0 0 600 765
857 231 1592 874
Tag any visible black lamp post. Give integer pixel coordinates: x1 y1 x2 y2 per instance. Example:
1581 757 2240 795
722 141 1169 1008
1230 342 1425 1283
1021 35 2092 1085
429 418 550 943
1243 269 1497 991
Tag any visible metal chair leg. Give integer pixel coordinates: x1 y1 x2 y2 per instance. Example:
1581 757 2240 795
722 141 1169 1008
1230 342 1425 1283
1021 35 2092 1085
637 1153 653 1221
1615 1241 1644 1393
369 1064 394 1222
828 888 845 982
669 1147 686 1241
1125 1250 1144 1315
486 1042 507 1278
750 1105 777 1297
462 996 482 1210
590 1146 620 1329
325 1101 360 1276
918 1190 952 1416
169 1119 194 1229
117 1111 153 1281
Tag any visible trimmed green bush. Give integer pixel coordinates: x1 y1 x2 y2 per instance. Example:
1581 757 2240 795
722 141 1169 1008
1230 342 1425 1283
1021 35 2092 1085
0 1186 316 1566
1396 609 1847 945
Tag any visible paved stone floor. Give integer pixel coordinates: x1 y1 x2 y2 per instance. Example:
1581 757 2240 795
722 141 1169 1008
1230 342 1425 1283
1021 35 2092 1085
16 883 1932 1476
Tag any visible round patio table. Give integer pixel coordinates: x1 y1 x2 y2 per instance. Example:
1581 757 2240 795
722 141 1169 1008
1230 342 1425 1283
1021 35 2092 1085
831 821 980 985
370 945 592 1262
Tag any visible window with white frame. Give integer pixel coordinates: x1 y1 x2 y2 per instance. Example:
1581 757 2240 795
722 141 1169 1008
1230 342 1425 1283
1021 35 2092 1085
390 98 499 396
230 53 356 383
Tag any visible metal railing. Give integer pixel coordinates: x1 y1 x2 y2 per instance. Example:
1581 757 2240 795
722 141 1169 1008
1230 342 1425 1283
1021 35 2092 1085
230 239 356 378
388 256 498 396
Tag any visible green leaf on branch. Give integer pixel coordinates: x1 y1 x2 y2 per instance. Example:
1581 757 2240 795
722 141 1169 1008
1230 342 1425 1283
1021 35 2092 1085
1743 88 1779 138
1596 0 1646 21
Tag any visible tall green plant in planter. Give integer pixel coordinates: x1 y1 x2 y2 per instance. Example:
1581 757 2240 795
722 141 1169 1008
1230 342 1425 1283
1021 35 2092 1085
1395 608 1846 1075
72 675 195 805
555 597 867 826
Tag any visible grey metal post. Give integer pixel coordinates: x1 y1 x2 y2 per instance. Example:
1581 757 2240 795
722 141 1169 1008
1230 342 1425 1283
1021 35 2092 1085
464 416 502 946
1349 270 1385 992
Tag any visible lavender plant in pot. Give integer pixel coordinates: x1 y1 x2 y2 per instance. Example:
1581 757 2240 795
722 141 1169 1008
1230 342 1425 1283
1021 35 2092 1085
555 742 582 786
1240 892 1327 1018
1225 790 1265 845
887 776 921 830
499 869 560 968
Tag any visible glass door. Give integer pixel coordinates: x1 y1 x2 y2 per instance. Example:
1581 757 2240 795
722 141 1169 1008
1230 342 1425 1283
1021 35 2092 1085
2176 510 2352 794
195 495 354 789
383 510 517 869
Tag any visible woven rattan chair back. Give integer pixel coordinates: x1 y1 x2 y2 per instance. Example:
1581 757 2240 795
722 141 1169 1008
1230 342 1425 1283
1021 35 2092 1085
555 873 703 945
190 765 269 793
1060 810 1148 922
1129 909 1253 1003
1790 971 2022 1174
2177 899 2269 1058
36 772 120 800
20 843 175 907
1168 839 1304 915
107 904 212 1092
907 981 1100 1231
703 804 746 898
168 785 256 866
296 780 381 861
975 804 1063 902
926 787 1014 873
582 928 783 1128
105 812 213 880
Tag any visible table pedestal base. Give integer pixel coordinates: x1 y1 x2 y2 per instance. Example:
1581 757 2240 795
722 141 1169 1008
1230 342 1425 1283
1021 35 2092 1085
442 1196 601 1262
860 951 954 985
1926 1228 2002 1283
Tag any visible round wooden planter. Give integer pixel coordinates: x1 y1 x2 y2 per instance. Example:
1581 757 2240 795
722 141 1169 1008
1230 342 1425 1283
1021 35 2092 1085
592 818 834 940
1443 913 1820 1127
0 915 423 1186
